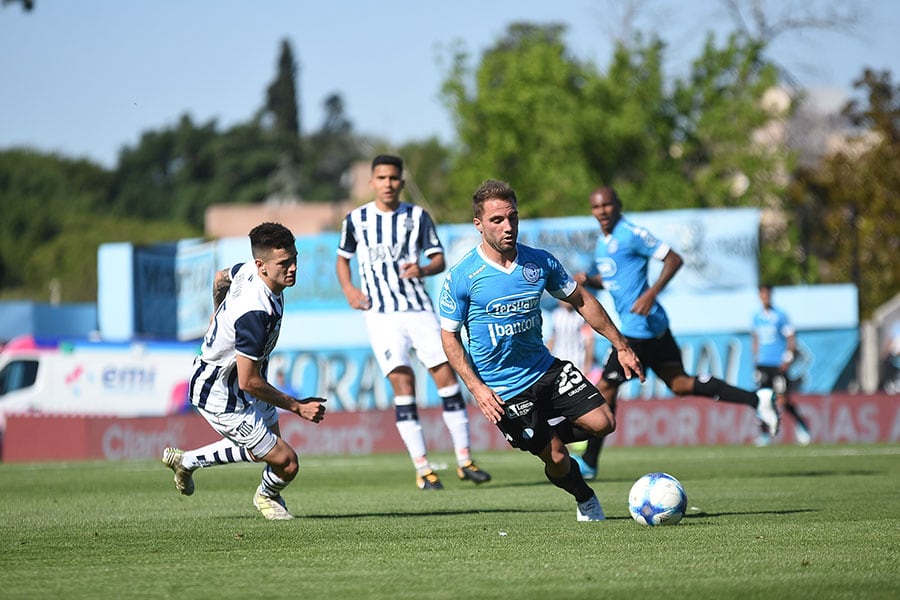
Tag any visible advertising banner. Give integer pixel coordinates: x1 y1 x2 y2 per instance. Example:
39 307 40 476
4 393 897 462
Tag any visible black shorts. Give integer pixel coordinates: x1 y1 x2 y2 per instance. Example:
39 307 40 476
601 328 683 386
754 365 789 394
497 359 605 455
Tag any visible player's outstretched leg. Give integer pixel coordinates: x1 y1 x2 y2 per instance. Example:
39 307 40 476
161 447 195 496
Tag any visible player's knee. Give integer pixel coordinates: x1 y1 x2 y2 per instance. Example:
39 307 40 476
604 411 616 434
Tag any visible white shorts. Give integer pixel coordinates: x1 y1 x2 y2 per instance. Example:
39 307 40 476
195 401 279 458
364 310 449 376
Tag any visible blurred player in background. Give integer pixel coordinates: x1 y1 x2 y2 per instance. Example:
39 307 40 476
751 284 811 446
161 222 328 520
547 299 596 379
571 186 780 479
440 179 644 521
336 154 490 490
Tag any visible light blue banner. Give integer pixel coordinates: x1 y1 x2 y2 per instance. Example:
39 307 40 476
270 327 858 412
133 240 216 340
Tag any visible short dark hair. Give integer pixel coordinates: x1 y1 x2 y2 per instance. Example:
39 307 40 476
591 186 620 206
472 179 517 218
248 222 296 259
371 154 403 173
759 284 773 292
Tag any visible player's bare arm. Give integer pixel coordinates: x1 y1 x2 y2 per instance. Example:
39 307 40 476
440 329 505 424
335 255 371 310
573 271 603 289
235 355 327 423
567 284 645 383
632 250 683 316
212 268 232 308
400 252 446 279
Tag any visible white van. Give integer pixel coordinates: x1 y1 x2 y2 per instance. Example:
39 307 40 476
0 336 199 430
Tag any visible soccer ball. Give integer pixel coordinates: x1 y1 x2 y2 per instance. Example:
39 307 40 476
628 472 687 526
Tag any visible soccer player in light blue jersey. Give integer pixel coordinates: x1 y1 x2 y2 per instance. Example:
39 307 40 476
439 179 644 522
752 285 811 445
336 155 490 490
571 187 781 479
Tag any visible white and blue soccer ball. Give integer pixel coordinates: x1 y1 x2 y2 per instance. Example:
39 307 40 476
628 472 687 526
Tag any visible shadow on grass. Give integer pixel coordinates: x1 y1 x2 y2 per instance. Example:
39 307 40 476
684 508 819 520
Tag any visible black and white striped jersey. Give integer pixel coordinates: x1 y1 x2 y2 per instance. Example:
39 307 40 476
337 201 443 313
189 261 284 413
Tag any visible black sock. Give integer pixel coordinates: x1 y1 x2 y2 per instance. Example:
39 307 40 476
582 436 604 469
784 402 809 430
546 457 594 503
693 375 757 407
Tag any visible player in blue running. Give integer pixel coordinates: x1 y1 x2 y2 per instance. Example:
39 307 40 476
439 179 644 522
571 186 781 479
751 284 811 446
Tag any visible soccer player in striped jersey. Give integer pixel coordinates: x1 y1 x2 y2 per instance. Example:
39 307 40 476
439 179 644 521
336 155 490 490
571 186 781 479
161 222 327 520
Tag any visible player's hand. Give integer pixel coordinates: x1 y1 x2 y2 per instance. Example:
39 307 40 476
296 397 327 423
573 272 588 285
472 385 505 424
399 262 422 279
617 347 645 383
347 289 371 310
630 290 656 316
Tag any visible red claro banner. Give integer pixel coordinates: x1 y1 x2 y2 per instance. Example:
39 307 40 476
3 393 898 462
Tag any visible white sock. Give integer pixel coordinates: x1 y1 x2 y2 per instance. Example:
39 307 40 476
438 384 472 467
183 439 253 470
442 409 472 466
258 465 290 498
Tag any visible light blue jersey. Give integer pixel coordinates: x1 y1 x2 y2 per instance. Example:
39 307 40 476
439 243 576 400
752 307 793 367
589 217 671 339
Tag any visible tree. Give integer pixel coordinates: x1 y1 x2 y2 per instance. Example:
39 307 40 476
672 32 789 209
790 69 899 316
581 35 692 212
108 115 221 227
0 149 199 301
301 93 362 202
259 39 303 200
441 23 600 219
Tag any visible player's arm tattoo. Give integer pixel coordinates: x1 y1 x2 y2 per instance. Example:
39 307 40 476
212 269 232 308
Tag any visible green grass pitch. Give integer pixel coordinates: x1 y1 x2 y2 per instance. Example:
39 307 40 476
1 444 898 599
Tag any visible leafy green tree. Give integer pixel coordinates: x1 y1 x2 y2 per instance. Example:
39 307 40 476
25 213 199 302
441 23 600 218
0 150 108 296
581 36 693 212
108 115 220 226
397 137 453 222
790 69 899 316
301 93 362 201
260 39 302 200
672 32 789 208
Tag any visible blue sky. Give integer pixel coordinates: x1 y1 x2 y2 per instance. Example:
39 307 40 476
1 0 898 168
